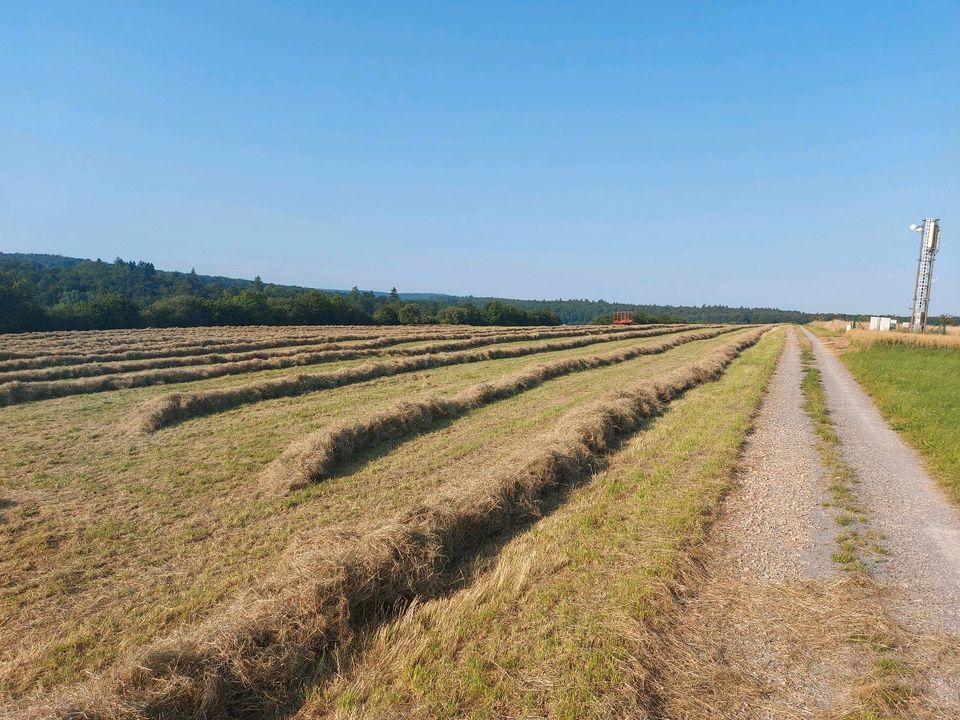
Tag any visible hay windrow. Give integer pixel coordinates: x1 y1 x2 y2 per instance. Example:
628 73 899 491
24 326 768 720
262 326 739 494
128 325 709 432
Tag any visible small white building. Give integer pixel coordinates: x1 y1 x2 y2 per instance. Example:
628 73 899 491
869 316 897 332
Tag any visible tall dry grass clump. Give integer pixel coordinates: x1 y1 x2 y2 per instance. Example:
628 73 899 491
847 329 960 351
21 327 768 720
262 326 736 494
129 326 706 432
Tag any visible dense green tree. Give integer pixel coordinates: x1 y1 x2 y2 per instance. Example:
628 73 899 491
436 303 484 325
0 270 46 332
47 291 140 330
372 303 400 324
142 295 213 327
397 303 423 324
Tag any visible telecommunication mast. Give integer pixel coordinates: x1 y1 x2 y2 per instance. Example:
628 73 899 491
909 218 941 332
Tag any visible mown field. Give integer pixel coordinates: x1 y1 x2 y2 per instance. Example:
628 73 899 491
0 322 780 718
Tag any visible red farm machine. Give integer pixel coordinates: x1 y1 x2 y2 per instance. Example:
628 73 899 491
612 310 634 325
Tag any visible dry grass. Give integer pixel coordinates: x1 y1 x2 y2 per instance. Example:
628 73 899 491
0 326 686 408
262 326 736 494
0 331 456 374
0 326 639 383
131 326 706 432
0 324 641 361
644 574 960 720
12 328 767 718
846 330 960 351
0 324 637 371
1 327 742 702
0 326 382 360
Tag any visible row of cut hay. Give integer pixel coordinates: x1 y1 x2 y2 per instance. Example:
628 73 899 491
1 322 533 349
0 325 666 380
0 328 443 368
261 325 736 495
129 325 706 432
24 326 768 720
0 321 596 355
0 326 375 359
0 323 464 360
846 329 960 351
0 330 479 381
0 323 644 369
0 328 684 408
0 322 404 345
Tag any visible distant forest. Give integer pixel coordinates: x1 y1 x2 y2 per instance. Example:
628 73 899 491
0 252 886 333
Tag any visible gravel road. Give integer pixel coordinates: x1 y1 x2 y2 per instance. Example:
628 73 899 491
803 328 960 635
719 329 835 580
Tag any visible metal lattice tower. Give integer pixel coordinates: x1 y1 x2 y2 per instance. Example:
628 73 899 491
909 218 941 332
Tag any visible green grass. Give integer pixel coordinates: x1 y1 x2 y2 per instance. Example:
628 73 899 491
841 343 960 505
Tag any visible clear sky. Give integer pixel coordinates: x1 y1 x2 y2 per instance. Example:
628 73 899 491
2 2 958 314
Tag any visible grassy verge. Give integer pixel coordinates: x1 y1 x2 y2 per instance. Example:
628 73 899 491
288 328 785 719
840 341 960 505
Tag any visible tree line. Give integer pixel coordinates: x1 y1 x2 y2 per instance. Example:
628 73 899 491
0 255 560 332
3 252 917 334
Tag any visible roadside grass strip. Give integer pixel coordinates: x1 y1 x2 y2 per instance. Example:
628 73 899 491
28 328 769 719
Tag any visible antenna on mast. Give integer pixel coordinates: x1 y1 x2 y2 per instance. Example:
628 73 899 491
908 218 941 333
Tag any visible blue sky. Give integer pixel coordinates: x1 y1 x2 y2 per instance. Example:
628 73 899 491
1 2 958 314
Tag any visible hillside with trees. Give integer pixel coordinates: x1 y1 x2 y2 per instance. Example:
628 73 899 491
0 252 895 333
0 254 560 332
